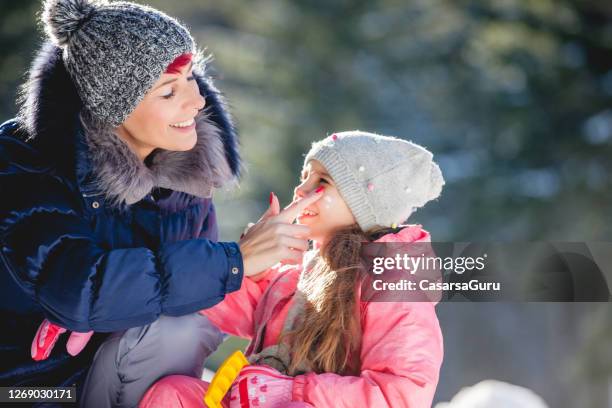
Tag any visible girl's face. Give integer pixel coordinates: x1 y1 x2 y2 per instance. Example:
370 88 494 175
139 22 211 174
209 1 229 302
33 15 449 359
115 61 205 161
294 160 356 245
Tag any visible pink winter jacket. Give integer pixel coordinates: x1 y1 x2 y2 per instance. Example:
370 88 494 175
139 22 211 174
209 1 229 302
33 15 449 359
201 225 444 408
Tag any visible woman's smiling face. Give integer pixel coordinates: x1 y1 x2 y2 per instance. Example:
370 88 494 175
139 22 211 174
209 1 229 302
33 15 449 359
294 160 356 245
115 56 206 161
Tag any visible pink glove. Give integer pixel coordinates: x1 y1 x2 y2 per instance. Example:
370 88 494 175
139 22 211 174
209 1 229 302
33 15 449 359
229 365 294 408
31 319 94 361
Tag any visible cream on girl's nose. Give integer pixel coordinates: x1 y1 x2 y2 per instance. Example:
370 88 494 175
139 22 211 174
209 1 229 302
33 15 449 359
294 185 308 200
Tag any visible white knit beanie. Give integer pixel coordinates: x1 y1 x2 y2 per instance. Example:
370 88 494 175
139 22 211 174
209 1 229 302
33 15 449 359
304 131 444 231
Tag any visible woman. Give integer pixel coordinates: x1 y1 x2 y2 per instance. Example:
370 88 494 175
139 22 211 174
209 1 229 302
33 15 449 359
0 0 320 406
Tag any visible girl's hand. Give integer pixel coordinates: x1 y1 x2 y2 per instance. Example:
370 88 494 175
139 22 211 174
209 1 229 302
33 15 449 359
229 365 294 408
31 319 93 361
239 189 323 278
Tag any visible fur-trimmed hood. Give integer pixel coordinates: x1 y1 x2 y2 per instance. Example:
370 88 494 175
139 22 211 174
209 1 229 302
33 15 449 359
16 41 241 206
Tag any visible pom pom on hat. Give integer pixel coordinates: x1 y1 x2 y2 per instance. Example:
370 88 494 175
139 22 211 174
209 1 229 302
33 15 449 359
42 0 101 47
427 162 444 202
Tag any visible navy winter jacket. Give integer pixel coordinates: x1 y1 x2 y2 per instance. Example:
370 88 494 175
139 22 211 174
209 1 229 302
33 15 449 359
0 42 243 387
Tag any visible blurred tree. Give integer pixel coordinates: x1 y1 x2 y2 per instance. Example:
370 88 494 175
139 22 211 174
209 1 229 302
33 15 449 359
0 1 39 118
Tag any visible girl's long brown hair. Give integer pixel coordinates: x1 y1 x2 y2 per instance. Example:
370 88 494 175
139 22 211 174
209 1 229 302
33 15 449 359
283 224 395 375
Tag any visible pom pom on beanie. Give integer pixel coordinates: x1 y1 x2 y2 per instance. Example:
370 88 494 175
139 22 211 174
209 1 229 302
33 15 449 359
42 0 101 47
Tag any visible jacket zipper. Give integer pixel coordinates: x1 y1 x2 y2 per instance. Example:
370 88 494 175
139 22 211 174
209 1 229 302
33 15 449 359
81 192 103 198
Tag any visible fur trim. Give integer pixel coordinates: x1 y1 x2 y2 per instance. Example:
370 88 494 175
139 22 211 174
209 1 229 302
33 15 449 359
17 41 241 206
81 111 234 205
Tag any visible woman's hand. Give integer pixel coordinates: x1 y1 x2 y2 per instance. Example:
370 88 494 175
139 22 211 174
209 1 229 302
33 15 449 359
239 189 323 278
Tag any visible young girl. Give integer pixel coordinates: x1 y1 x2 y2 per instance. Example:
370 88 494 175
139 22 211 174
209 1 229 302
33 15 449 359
140 131 445 408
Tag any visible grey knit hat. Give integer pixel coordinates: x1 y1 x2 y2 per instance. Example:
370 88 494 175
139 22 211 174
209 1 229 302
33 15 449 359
304 131 445 231
42 0 196 126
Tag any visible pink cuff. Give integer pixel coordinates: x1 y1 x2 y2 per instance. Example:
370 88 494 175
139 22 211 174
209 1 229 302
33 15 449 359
292 375 306 402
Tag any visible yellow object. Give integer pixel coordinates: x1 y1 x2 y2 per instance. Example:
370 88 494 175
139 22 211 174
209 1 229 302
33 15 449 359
204 350 250 408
